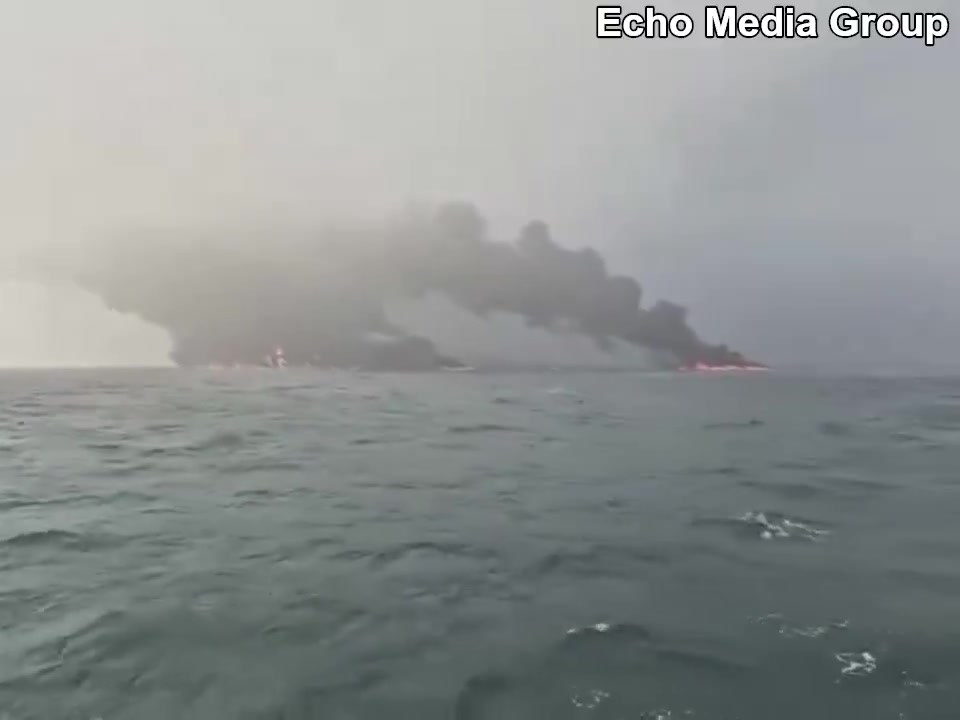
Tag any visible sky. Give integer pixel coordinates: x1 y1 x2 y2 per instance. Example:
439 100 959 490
0 0 955 370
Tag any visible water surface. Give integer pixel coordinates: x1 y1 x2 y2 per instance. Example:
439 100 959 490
1 369 958 718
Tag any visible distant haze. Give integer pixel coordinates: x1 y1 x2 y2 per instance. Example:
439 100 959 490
0 1 955 371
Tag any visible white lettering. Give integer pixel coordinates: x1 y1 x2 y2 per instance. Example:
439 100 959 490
670 13 694 36
740 14 760 36
623 13 644 37
597 6 622 38
900 13 924 39
597 6 694 38
705 6 736 37
829 8 949 45
927 13 949 46
795 13 818 37
648 8 670 36
829 6 859 38
760 8 783 35
705 6 818 38
875 14 898 37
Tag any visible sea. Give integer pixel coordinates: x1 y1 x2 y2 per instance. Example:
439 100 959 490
1 368 959 719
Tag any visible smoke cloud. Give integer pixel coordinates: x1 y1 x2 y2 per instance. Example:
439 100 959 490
2 1 956 370
76 202 755 369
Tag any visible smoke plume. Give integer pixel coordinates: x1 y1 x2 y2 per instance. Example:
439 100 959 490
77 202 756 369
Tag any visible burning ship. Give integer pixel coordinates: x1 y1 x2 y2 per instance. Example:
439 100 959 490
679 361 769 373
74 202 762 373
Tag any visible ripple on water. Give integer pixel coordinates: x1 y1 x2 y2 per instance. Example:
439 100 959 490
186 431 246 452
528 544 671 579
100 462 159 478
703 419 764 430
216 458 304 474
691 465 744 477
1 529 118 552
819 474 898 495
83 441 127 453
338 540 499 571
910 402 960 430
454 622 746 719
446 424 524 435
818 421 855 437
737 478 825 501
772 459 823 471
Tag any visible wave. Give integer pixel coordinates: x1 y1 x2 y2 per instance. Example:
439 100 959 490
529 545 671 579
1 529 117 551
703 419 764 430
692 511 830 542
447 424 523 435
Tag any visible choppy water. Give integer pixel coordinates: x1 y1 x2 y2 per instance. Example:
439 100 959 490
2 369 960 719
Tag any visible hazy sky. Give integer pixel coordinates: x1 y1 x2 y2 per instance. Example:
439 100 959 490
1 0 955 370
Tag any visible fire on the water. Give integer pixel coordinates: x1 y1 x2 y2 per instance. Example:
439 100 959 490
219 345 769 373
678 361 769 372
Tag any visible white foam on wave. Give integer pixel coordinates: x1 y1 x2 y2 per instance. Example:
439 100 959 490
566 622 611 635
751 613 850 640
740 511 829 541
901 671 926 689
780 625 829 638
570 688 611 709
836 651 877 676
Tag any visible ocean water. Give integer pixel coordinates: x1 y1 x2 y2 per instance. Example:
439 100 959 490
1 369 959 719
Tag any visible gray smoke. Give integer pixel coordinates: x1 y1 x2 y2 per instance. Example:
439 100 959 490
77 202 756 368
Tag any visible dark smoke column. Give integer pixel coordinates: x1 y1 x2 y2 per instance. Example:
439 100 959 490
76 202 760 370
382 203 761 368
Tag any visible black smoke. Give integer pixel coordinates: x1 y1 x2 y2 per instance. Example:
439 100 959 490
77 202 757 369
